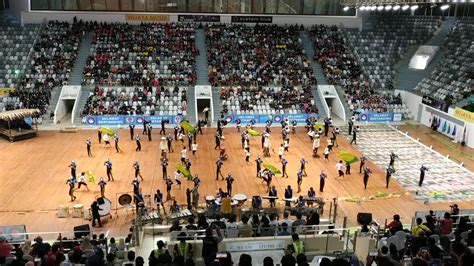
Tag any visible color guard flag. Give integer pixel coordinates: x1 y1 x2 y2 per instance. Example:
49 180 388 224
87 171 96 184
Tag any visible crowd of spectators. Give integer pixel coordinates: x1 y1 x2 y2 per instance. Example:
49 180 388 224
375 210 473 266
0 232 136 266
207 24 315 87
310 25 401 113
82 86 188 116
219 85 317 115
4 20 87 115
83 22 197 87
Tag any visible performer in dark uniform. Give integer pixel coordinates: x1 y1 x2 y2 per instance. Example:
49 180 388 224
350 126 359 145
284 185 293 207
319 170 327 192
214 132 221 150
104 159 114 181
142 120 148 135
187 132 193 151
97 128 102 144
359 155 367 174
114 134 122 153
297 169 303 193
135 134 141 152
389 151 398 168
69 160 77 179
86 138 92 157
348 118 354 135
196 120 203 135
215 157 224 180
154 189 166 214
167 133 174 153
174 125 179 141
269 186 277 208
133 161 144 181
91 200 102 227
98 177 107 198
363 166 372 190
166 177 173 200
419 165 428 187
255 156 263 178
129 122 135 140
147 123 153 141
324 117 330 137
386 165 395 189
225 173 234 196
300 157 308 176
160 119 166 135
281 158 289 178
161 157 168 180
66 176 76 201
132 177 140 195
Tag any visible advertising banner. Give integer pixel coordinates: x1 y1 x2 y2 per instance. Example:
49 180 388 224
453 107 474 123
230 113 318 124
178 15 220 23
0 225 27 243
125 14 170 22
231 16 273 23
359 113 402 122
85 115 183 126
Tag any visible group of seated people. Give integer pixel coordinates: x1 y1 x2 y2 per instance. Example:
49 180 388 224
375 209 473 266
310 24 399 113
207 24 315 87
219 85 317 114
4 20 88 115
0 232 135 266
82 86 188 116
82 22 197 87
169 211 321 238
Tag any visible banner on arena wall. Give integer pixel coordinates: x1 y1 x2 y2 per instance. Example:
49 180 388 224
125 14 170 22
358 113 402 122
231 113 318 124
422 95 449 112
178 15 220 23
453 107 474 123
0 225 27 243
231 16 273 23
0 88 15 97
85 115 183 126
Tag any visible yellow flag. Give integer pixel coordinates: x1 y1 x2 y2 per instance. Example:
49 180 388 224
87 170 96 184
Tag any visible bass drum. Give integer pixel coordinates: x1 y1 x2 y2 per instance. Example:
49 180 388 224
97 197 112 217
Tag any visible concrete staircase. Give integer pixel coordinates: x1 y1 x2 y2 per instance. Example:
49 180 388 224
300 30 328 119
186 87 196 124
73 88 91 124
212 90 222 122
334 85 352 119
195 28 209 86
394 18 455 91
41 87 62 125
70 33 92 85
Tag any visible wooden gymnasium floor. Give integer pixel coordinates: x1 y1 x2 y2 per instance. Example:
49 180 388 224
0 125 472 237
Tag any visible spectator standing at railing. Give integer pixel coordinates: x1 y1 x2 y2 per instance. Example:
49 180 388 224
412 217 431 237
173 232 193 261
202 226 223 266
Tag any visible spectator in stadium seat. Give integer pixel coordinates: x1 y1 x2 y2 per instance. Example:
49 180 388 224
437 212 453 235
387 214 403 235
280 248 296 266
263 257 273 266
239 254 252 266
149 240 172 266
278 223 291 236
0 236 13 264
412 217 431 237
174 232 193 260
31 236 51 259
238 215 253 237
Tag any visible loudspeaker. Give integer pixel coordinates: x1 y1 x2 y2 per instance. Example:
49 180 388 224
73 224 91 239
357 212 372 225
